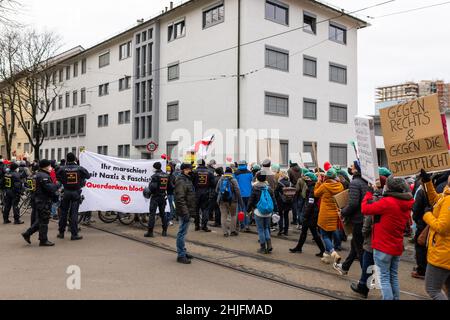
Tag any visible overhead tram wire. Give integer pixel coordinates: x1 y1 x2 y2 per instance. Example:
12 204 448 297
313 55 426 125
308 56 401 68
373 0 450 18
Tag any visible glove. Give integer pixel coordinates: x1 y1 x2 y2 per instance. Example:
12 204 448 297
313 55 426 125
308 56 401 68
420 169 431 183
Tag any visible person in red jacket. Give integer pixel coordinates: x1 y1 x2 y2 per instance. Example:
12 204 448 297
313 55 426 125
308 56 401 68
361 176 414 300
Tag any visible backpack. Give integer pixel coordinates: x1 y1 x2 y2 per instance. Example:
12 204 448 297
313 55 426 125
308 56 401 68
219 177 233 202
257 186 274 214
281 187 296 203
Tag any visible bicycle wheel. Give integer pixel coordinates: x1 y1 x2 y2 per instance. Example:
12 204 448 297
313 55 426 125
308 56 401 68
118 213 136 225
138 213 150 228
19 194 32 217
98 211 118 224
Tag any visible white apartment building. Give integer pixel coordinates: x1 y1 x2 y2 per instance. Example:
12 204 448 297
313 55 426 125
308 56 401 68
40 0 367 168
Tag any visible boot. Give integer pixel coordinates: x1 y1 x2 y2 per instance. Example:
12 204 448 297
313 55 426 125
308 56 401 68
162 229 168 237
350 283 369 299
321 253 332 264
14 220 24 225
257 243 267 254
266 240 273 253
313 236 326 257
289 245 302 253
21 232 31 244
71 235 83 241
177 257 192 264
144 229 154 238
331 251 342 264
39 240 55 247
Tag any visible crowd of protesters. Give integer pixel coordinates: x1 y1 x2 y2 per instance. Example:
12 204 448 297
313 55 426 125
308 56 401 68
0 153 449 301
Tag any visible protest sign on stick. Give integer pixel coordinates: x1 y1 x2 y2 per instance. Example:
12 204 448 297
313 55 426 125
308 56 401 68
355 116 379 185
380 94 450 177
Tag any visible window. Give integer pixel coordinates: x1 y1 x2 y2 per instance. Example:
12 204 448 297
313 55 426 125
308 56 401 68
72 91 78 106
168 19 186 42
303 142 316 166
265 0 289 25
118 110 131 125
303 56 317 77
72 147 77 156
51 99 56 111
135 84 140 113
136 48 141 79
203 2 224 28
59 69 63 83
329 63 347 84
73 62 78 77
97 146 108 155
330 143 347 167
25 121 31 130
52 71 57 85
135 118 140 140
329 23 347 44
49 121 55 137
303 98 317 120
147 116 152 138
136 34 141 44
147 80 153 112
265 92 288 116
65 92 70 108
330 103 348 124
303 12 317 34
81 88 86 104
99 52 110 68
265 47 289 71
56 121 61 137
99 83 109 96
141 82 146 113
98 114 109 127
119 76 131 91
168 63 179 81
78 115 86 135
280 140 289 166
142 31 147 42
66 66 70 80
58 95 63 109
148 43 153 76
81 58 87 74
24 143 30 154
70 117 76 135
63 119 68 136
45 149 49 160
118 145 130 158
64 148 69 158
43 123 49 139
149 28 153 39
167 142 178 160
142 45 147 77
141 117 145 139
167 101 179 121
119 41 132 60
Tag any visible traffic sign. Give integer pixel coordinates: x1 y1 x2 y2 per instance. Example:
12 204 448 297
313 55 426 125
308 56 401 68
147 141 158 153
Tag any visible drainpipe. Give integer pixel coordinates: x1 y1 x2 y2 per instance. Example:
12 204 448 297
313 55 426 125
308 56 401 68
237 0 241 160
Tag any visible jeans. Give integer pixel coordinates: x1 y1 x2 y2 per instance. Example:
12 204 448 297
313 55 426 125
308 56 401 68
278 209 290 234
333 230 342 250
51 201 59 217
342 223 364 272
373 249 401 300
296 197 305 224
358 250 375 290
320 228 335 254
255 215 271 244
425 264 450 300
167 194 175 221
239 197 250 229
176 215 190 258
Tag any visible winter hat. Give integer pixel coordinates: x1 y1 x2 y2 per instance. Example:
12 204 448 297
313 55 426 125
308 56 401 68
208 159 217 167
324 162 332 172
215 167 224 176
197 159 206 166
180 163 193 171
386 176 409 193
39 159 51 169
262 159 271 168
326 168 337 179
225 167 233 174
305 172 318 182
153 162 162 170
238 160 247 166
10 163 19 171
379 167 392 177
353 160 361 173
252 164 261 171
271 163 280 172
289 161 298 168
257 172 267 182
301 168 310 175
67 153 76 163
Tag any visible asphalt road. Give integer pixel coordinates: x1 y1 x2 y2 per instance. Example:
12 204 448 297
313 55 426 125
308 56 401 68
0 217 325 300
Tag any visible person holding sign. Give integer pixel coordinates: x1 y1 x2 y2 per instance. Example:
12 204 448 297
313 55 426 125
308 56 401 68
144 162 170 238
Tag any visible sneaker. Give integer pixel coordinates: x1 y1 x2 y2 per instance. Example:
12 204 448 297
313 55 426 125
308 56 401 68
289 247 302 253
333 263 348 276
169 221 174 226
411 271 425 280
331 251 342 264
230 231 239 237
202 228 212 233
39 241 55 247
186 253 194 260
21 233 31 244
177 257 192 264
321 253 332 264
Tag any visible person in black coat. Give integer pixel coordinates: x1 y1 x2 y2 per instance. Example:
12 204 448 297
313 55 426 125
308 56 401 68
290 173 325 256
274 173 293 236
334 160 368 276
411 179 429 278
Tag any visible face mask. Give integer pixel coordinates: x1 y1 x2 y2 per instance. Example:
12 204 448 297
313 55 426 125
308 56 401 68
347 168 353 176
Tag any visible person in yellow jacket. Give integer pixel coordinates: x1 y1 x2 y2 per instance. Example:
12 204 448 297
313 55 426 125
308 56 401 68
419 169 450 300
314 168 344 265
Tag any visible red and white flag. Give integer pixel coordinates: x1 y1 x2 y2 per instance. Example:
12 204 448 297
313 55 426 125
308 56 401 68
187 135 215 158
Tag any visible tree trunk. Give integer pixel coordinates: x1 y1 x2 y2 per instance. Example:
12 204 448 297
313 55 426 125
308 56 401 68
33 144 40 161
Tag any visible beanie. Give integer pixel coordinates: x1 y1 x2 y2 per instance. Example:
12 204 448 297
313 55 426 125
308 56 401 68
67 153 76 163
386 176 409 193
305 172 318 182
257 172 267 182
180 163 192 171
326 168 337 179
324 162 332 172
262 159 271 168
153 162 162 170
353 160 361 173
39 159 51 169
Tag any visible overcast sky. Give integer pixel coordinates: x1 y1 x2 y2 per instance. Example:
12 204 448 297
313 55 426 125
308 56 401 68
14 0 450 115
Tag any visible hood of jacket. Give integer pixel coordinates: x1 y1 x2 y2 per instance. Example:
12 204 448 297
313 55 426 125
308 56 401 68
253 181 268 190
237 164 248 171
383 191 414 210
322 179 344 195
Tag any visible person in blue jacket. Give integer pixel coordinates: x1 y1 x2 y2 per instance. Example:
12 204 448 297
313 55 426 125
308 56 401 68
234 160 253 232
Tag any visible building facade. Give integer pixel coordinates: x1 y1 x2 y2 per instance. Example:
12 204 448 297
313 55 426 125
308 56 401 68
36 0 367 167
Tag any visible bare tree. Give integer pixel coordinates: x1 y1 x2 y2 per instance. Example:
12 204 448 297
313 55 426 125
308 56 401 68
0 0 21 27
0 29 20 159
1 29 62 160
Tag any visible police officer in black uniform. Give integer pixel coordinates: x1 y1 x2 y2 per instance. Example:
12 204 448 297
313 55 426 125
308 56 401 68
3 162 26 225
193 159 215 232
21 160 59 247
144 162 169 238
25 169 38 226
56 153 90 241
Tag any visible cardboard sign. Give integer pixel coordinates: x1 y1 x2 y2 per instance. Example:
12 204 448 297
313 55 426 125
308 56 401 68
333 189 349 209
301 153 313 164
355 116 380 185
380 94 450 176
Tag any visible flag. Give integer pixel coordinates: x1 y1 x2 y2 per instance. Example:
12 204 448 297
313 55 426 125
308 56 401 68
187 135 215 158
